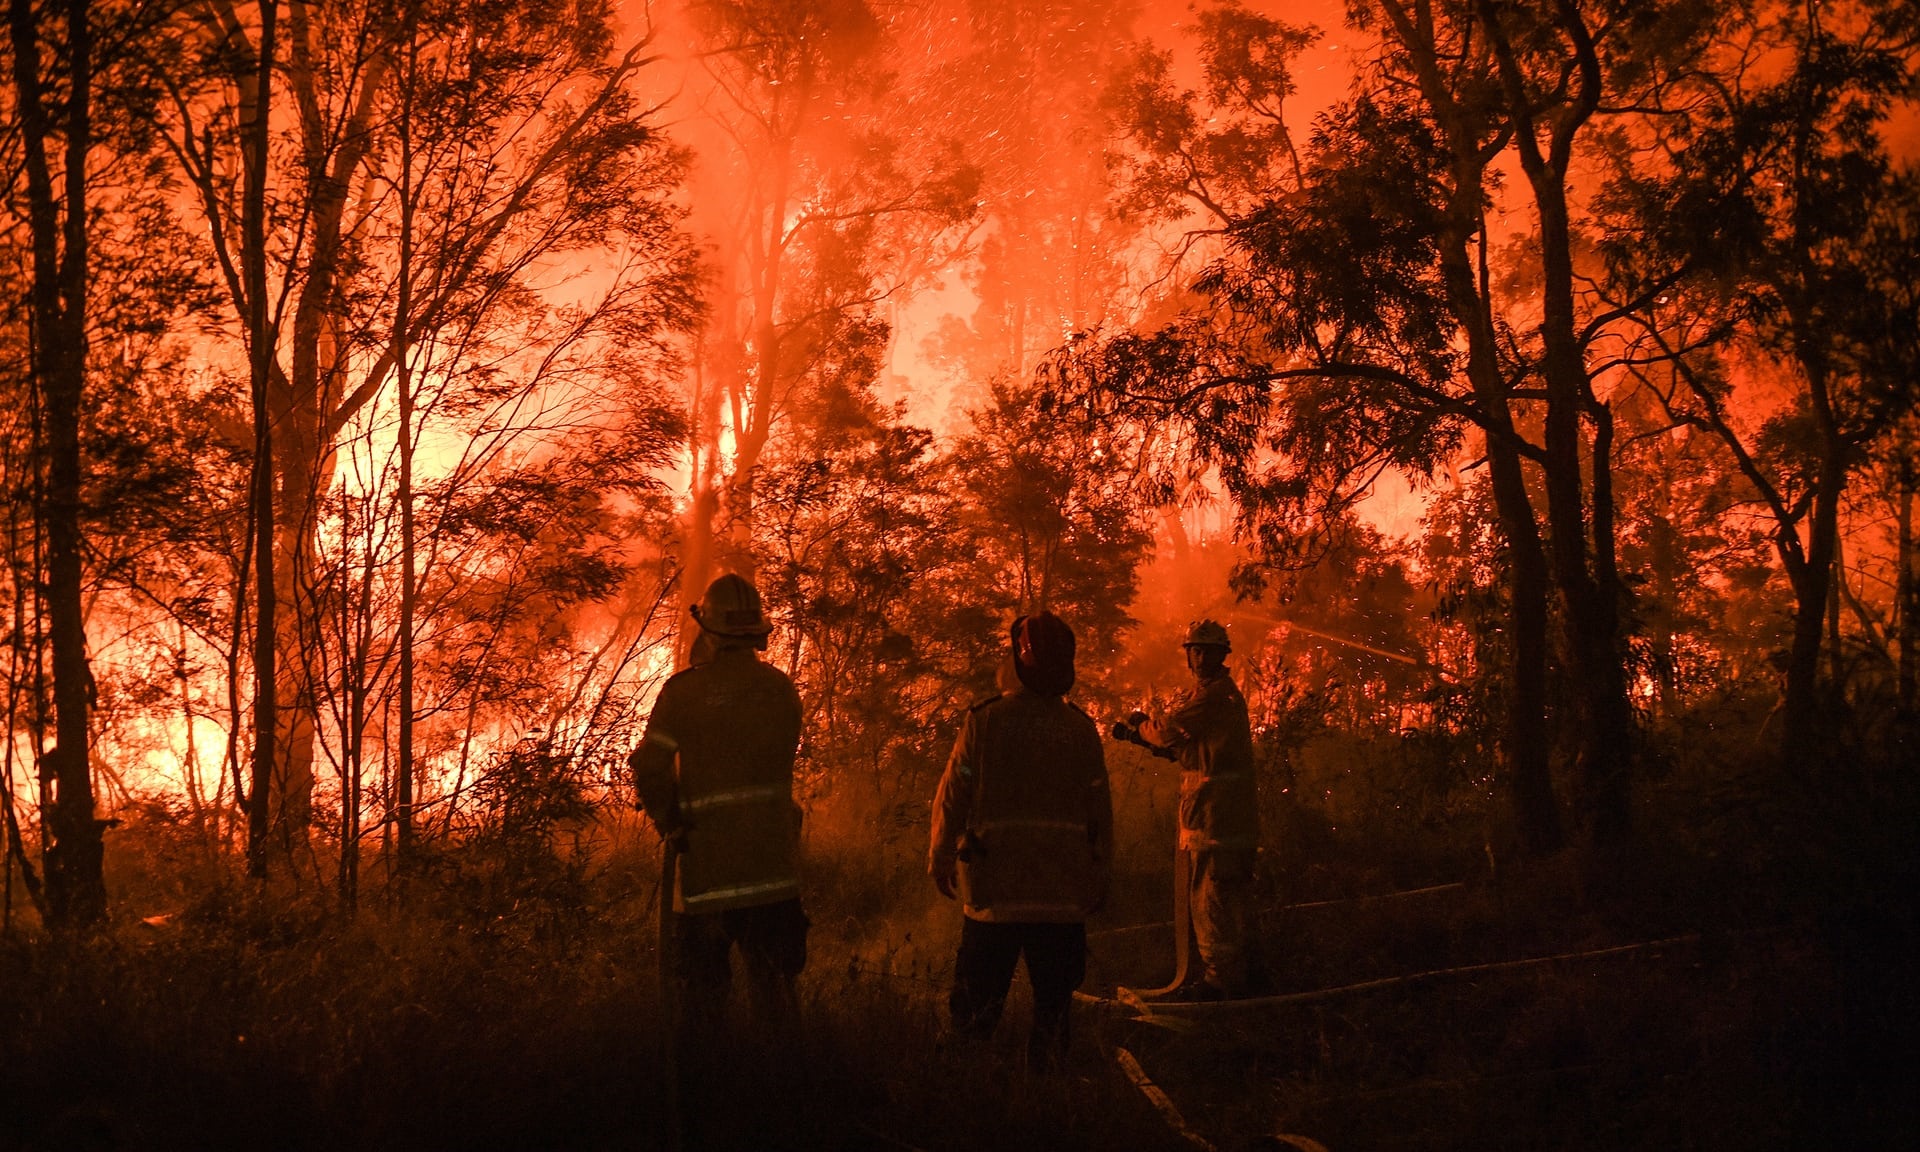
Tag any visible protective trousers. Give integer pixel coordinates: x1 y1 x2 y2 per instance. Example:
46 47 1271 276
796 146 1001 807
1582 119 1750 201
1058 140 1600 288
949 918 1086 1069
1191 847 1259 995
674 897 810 1035
669 897 809 1148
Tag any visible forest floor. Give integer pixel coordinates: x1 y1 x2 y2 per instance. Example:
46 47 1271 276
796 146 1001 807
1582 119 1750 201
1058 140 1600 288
2 739 1915 1152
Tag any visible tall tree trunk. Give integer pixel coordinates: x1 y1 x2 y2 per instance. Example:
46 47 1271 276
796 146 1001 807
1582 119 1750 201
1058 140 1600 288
338 525 369 910
725 307 782 569
1441 195 1561 856
244 0 278 877
1775 291 1848 753
4 465 47 922
1380 0 1564 856
271 482 317 856
1489 449 1562 855
1898 440 1915 720
11 0 105 927
257 1 395 859
394 16 419 872
1827 533 1844 686
1537 297 1626 836
1538 331 1632 843
1485 0 1635 842
1453 254 1560 855
678 318 732 664
722 104 800 571
1782 448 1844 754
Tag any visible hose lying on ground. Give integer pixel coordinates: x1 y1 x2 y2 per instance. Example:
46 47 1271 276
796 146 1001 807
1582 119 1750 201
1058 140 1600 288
1081 933 1704 1018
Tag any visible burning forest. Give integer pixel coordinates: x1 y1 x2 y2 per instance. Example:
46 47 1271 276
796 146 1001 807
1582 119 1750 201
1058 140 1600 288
1 0 1916 1149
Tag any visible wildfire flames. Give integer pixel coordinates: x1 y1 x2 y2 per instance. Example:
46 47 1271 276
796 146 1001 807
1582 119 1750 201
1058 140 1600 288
0 0 1914 934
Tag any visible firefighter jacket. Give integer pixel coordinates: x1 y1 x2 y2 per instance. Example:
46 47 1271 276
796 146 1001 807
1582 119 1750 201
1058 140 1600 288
929 686 1113 924
1140 671 1258 853
633 645 804 914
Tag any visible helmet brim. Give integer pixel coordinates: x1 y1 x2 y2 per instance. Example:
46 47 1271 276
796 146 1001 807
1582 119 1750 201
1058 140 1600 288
690 605 773 638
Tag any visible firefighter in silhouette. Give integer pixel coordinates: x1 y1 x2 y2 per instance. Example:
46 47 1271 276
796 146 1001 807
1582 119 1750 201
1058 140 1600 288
630 573 807 1029
930 611 1113 1068
1122 619 1263 1000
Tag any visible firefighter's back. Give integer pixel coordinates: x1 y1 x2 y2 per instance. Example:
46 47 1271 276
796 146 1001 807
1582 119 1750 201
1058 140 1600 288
664 646 804 912
961 691 1107 923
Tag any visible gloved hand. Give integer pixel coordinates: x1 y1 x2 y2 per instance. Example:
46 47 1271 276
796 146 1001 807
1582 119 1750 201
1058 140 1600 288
931 853 958 900
626 748 647 812
1127 710 1150 727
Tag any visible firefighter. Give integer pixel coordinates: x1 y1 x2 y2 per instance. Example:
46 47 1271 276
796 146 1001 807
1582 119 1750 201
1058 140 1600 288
630 573 807 1029
930 612 1113 1068
1130 619 1263 1000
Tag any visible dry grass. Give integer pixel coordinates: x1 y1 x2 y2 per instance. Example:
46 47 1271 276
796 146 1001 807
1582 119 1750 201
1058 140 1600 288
3 716 1915 1151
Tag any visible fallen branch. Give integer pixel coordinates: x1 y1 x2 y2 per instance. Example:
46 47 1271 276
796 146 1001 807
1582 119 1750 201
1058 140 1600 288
1115 1047 1216 1152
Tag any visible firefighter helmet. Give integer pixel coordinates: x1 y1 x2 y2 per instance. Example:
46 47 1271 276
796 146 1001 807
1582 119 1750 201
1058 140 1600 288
1011 611 1076 696
691 573 773 637
1183 619 1230 651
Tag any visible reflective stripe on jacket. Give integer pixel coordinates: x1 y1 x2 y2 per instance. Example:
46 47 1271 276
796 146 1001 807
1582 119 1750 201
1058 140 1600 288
1139 671 1258 854
929 686 1113 924
632 645 804 913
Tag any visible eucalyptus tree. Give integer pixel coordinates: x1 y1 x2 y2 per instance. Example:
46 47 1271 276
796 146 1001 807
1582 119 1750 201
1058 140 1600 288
1600 0 1920 753
666 0 978 625
6 0 107 923
3 0 232 918
156 0 697 867
1318 0 1733 842
1086 0 1756 850
332 0 695 890
924 0 1146 397
1462 0 1647 838
1094 0 1569 851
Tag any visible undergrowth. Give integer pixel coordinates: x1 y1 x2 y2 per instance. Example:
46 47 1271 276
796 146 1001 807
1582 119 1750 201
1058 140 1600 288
1 710 1914 1151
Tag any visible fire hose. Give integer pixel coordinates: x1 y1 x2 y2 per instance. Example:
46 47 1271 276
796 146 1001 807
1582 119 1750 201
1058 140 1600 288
1106 719 1194 994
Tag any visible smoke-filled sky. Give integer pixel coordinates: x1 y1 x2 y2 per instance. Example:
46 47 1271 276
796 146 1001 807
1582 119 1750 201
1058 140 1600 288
619 0 1399 536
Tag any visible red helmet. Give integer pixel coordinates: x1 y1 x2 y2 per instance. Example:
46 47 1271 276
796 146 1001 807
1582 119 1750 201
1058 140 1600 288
1011 612 1076 696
